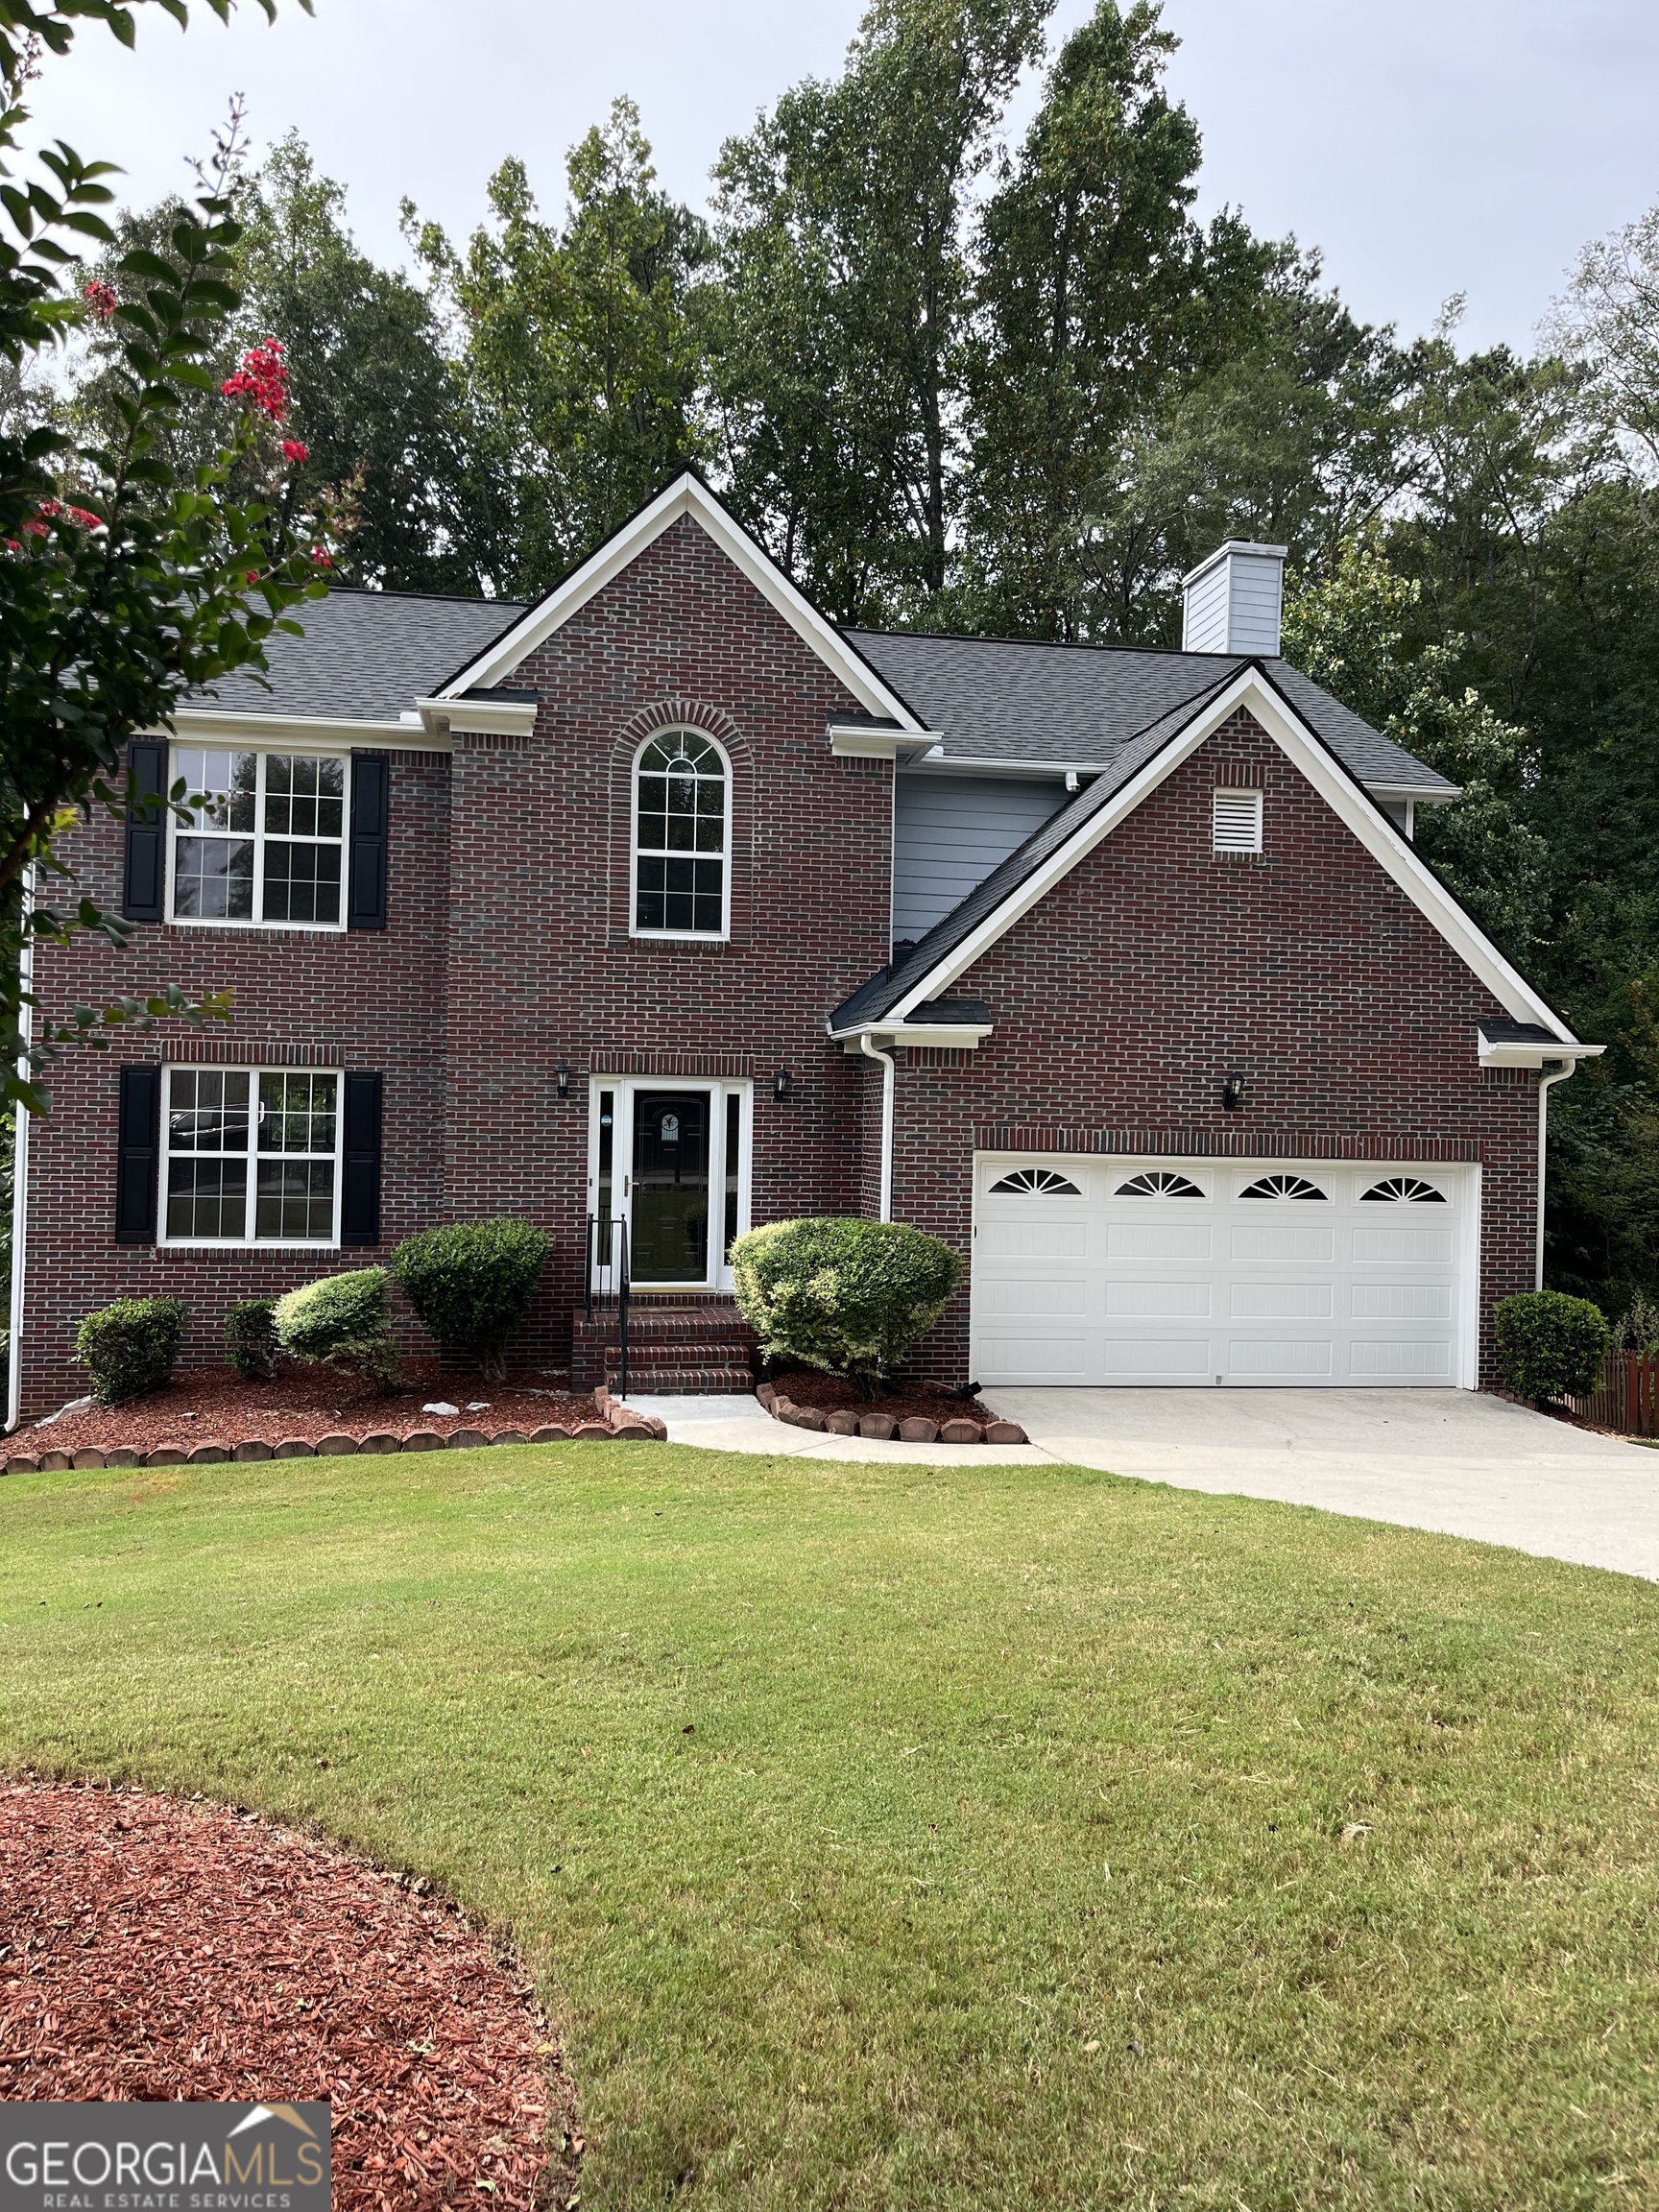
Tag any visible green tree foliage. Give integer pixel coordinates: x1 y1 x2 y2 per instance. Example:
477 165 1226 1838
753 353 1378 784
0 4 329 1114
1281 534 1551 959
711 0 1047 623
411 98 710 598
956 1 1277 638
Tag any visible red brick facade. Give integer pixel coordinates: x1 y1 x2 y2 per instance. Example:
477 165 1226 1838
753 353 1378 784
13 537 1541 1413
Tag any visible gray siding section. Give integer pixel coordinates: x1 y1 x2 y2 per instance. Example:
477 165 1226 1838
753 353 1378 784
892 772 1068 942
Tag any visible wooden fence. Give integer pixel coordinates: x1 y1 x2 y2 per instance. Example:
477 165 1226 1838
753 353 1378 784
1563 1352 1659 1436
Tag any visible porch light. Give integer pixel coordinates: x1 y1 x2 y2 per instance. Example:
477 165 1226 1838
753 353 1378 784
774 1067 793 1101
556 1064 571 1099
1221 1070 1245 1112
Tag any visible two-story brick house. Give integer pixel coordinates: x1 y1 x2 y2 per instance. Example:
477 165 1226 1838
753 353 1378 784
7 471 1599 1419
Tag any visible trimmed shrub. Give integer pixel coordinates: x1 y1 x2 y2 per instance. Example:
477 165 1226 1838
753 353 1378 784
732 1217 961 1394
225 1297 280 1382
1494 1289 1609 1405
390 1215 551 1379
76 1297 186 1406
274 1268 400 1391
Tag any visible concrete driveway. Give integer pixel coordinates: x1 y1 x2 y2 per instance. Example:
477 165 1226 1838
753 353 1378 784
981 1386 1659 1581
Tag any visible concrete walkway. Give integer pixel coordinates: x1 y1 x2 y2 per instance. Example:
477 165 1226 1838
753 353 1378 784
628 1387 1658 1580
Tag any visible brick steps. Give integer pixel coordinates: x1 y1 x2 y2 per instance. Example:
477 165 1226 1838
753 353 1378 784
571 1299 757 1395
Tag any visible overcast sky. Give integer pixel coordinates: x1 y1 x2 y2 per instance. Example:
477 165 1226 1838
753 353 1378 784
23 0 1659 350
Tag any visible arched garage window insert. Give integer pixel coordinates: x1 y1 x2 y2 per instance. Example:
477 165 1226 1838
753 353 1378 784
1239 1173 1328 1201
1117 1170 1204 1197
990 1166 1082 1195
634 732 729 937
1360 1175 1446 1203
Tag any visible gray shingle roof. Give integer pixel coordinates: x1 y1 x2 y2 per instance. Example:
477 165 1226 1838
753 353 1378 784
843 627 1456 797
188 589 527 724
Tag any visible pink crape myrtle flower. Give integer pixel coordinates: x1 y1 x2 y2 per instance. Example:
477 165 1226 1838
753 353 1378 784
221 337 290 423
82 280 117 320
281 439 309 465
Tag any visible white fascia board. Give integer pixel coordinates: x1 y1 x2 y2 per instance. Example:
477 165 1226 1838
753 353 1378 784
830 725 941 761
1367 780 1462 805
436 475 926 731
833 1022 993 1050
888 667 1579 1042
415 695 539 739
166 708 445 752
1479 1037 1604 1069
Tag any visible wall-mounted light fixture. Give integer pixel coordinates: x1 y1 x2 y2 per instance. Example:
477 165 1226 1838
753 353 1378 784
774 1067 793 1101
556 1065 571 1100
1221 1070 1245 1112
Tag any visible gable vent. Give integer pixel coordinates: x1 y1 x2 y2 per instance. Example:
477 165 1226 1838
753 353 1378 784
1213 788 1262 855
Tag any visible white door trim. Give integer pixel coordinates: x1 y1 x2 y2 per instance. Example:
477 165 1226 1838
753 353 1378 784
587 1075 753 1291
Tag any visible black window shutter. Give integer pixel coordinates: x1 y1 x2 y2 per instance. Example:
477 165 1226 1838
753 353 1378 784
348 753 389 929
115 1064 161 1243
341 1070 383 1245
122 739 169 922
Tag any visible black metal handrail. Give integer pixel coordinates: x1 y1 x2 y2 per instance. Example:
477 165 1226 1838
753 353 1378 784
585 1214 631 1399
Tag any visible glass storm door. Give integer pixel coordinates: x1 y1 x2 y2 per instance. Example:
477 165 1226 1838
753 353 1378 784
588 1080 751 1290
630 1090 711 1284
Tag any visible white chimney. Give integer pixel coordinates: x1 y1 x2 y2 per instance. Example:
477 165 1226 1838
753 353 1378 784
1180 540 1287 657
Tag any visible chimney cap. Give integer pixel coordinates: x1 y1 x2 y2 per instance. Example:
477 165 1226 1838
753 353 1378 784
1179 539 1288 590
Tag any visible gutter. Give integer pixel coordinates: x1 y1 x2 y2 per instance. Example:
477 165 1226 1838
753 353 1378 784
1536 1062 1578 1292
7 866 34 1434
857 1034 896 1224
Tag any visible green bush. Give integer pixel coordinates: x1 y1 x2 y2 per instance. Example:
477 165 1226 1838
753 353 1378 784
390 1215 550 1379
274 1268 400 1392
1494 1290 1610 1405
732 1217 961 1394
76 1297 186 1406
225 1297 280 1382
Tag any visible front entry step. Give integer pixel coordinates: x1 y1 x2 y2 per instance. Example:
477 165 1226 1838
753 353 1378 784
571 1300 757 1395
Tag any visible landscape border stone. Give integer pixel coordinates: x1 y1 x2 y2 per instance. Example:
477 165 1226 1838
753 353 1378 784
754 1384 1025 1447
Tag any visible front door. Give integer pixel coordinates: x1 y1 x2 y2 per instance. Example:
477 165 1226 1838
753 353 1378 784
631 1090 710 1284
588 1078 753 1291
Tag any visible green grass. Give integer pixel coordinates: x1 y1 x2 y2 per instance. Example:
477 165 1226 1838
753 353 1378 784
3 1445 1657 2209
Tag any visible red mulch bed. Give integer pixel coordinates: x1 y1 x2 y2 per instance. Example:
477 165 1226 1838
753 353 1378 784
0 1781 579 2211
765 1369 998 1427
12 1363 605 1458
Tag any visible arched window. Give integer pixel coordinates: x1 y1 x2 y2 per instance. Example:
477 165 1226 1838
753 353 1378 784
1239 1173 1328 1201
990 1166 1082 1196
634 731 729 936
1360 1175 1446 1203
1117 1170 1205 1198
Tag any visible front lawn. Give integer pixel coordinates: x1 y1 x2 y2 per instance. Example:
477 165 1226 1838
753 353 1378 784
3 1446 1656 2208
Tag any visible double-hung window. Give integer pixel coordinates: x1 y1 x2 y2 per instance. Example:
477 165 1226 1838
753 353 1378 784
171 747 348 926
633 732 729 936
162 1067 341 1243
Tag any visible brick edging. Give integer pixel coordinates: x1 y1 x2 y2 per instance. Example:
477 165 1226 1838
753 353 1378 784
756 1381 1025 1446
4 1390 669 1474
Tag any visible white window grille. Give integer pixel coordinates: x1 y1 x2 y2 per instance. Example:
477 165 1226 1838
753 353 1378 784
1212 787 1262 856
161 1067 342 1244
633 731 730 937
170 748 348 927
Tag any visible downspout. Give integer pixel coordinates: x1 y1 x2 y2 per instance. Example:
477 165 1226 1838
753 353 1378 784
7 865 35 1433
857 1034 896 1223
1536 1061 1575 1292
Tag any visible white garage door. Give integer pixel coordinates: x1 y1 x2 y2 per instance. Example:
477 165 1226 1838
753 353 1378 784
972 1155 1477 1388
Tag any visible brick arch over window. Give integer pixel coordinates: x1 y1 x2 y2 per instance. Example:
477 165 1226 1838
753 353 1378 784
608 702 755 942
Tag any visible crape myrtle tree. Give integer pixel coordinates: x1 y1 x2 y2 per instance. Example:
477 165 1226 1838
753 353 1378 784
0 0 333 1115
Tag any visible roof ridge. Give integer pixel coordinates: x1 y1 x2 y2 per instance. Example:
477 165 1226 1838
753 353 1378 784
843 622 1244 665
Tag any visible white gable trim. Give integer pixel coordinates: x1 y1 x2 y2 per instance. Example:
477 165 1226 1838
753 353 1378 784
435 473 928 731
889 667 1578 1041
